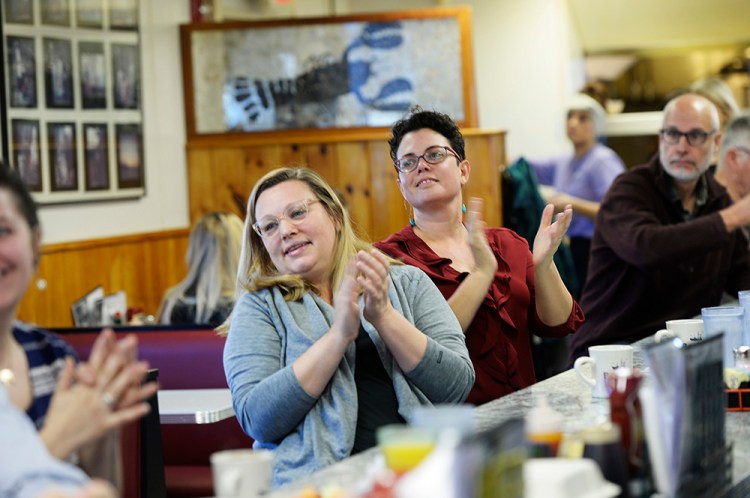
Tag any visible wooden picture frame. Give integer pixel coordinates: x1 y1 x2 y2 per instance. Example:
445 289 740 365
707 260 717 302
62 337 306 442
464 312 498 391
6 36 37 107
76 0 103 29
11 119 42 191
43 37 74 109
79 41 106 108
109 0 138 30
47 121 78 191
83 123 109 190
179 6 476 140
116 123 143 189
3 0 34 24
40 0 70 27
112 43 139 109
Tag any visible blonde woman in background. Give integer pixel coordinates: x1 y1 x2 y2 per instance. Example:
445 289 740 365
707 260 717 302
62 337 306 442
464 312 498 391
159 211 244 327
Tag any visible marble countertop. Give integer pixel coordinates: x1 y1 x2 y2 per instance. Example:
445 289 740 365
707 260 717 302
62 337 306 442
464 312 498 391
267 340 749 496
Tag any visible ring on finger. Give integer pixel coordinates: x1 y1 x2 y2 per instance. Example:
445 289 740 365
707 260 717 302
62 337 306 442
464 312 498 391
102 391 116 410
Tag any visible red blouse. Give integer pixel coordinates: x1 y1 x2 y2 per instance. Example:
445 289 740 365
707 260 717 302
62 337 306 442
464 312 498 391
375 225 584 405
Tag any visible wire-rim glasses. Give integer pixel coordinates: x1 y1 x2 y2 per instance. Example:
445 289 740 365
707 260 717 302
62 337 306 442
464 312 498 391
394 145 461 173
252 199 320 238
660 127 716 146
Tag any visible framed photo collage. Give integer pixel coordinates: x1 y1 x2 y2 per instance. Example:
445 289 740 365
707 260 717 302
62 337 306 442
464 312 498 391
1 0 144 204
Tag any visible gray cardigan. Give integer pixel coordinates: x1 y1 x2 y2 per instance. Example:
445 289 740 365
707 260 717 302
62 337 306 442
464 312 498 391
224 264 474 487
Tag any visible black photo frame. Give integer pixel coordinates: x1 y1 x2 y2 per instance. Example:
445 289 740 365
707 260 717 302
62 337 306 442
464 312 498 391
11 119 42 192
79 41 106 108
76 0 103 29
40 0 70 27
47 122 78 191
115 123 143 188
112 43 139 109
1 0 145 203
6 36 37 108
109 0 138 30
43 37 74 109
3 0 34 25
83 123 109 190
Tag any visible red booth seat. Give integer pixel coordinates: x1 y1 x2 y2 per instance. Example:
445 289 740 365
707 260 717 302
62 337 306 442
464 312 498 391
57 326 253 498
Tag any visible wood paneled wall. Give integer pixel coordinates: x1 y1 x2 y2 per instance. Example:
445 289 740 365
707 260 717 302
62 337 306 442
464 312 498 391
18 129 504 327
186 128 506 243
17 229 190 327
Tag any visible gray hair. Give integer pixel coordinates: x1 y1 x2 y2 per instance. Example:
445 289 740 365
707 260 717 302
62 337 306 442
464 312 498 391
689 77 740 125
565 93 607 136
718 113 750 170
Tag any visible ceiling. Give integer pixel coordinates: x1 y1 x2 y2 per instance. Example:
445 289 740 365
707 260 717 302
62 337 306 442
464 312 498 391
567 0 750 54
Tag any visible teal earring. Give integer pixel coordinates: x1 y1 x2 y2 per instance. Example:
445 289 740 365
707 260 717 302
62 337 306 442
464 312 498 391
409 218 416 227
462 203 467 214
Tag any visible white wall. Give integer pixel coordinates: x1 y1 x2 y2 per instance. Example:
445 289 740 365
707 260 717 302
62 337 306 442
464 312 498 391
38 2 191 244
35 0 582 244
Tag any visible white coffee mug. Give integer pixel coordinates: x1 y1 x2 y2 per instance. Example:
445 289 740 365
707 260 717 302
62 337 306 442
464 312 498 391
654 318 704 344
211 449 273 498
574 345 633 398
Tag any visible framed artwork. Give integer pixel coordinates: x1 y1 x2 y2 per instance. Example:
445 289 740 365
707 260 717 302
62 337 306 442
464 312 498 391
76 0 103 29
40 0 70 27
6 36 37 107
11 119 42 191
47 122 78 191
79 41 106 108
109 0 138 30
43 37 74 109
116 123 143 188
83 123 109 190
112 43 139 109
180 7 476 138
3 0 33 25
0 0 144 203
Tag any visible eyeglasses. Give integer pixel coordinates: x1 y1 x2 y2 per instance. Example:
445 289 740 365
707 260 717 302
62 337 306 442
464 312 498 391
252 199 320 238
394 145 461 173
734 146 750 156
660 127 716 146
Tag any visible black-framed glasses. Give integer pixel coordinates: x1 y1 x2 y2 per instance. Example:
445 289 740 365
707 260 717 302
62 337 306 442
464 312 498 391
660 127 716 146
394 145 461 173
252 199 320 238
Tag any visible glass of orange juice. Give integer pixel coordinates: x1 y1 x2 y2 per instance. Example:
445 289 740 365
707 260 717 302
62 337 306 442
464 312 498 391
376 424 436 476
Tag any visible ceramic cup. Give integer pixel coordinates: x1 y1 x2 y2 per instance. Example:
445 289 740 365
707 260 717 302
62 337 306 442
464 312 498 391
574 345 633 398
210 449 273 498
654 318 704 344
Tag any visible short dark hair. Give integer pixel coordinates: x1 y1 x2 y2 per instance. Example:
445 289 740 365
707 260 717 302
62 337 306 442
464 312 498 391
388 106 466 163
0 161 40 230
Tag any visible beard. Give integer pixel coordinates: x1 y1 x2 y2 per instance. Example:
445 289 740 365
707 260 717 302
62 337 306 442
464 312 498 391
660 152 710 182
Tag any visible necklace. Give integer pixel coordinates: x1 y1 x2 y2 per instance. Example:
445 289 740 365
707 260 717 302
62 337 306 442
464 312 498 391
0 341 16 386
0 368 14 386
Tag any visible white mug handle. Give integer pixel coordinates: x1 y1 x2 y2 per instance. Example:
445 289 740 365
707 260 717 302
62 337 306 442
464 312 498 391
574 356 597 389
655 329 673 343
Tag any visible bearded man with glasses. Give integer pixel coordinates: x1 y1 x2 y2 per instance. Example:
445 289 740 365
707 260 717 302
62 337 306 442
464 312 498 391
570 93 750 363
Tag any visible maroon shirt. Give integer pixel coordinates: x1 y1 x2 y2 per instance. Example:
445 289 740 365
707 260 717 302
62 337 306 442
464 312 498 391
376 226 584 404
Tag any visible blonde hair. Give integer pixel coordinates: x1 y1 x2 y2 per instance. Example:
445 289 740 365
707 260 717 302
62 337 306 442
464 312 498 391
159 212 244 324
237 167 371 301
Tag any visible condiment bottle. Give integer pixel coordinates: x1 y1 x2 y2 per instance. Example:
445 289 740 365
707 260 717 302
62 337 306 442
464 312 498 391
525 396 563 457
580 421 629 498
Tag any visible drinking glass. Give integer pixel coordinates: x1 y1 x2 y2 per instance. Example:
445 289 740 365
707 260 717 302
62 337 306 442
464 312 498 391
701 306 744 368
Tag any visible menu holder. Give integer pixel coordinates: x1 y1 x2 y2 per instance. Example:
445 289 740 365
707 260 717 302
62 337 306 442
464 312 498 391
643 334 732 498
71 285 104 327
452 417 526 498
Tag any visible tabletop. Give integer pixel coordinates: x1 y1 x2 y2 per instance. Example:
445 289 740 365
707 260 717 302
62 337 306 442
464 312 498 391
157 388 234 424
